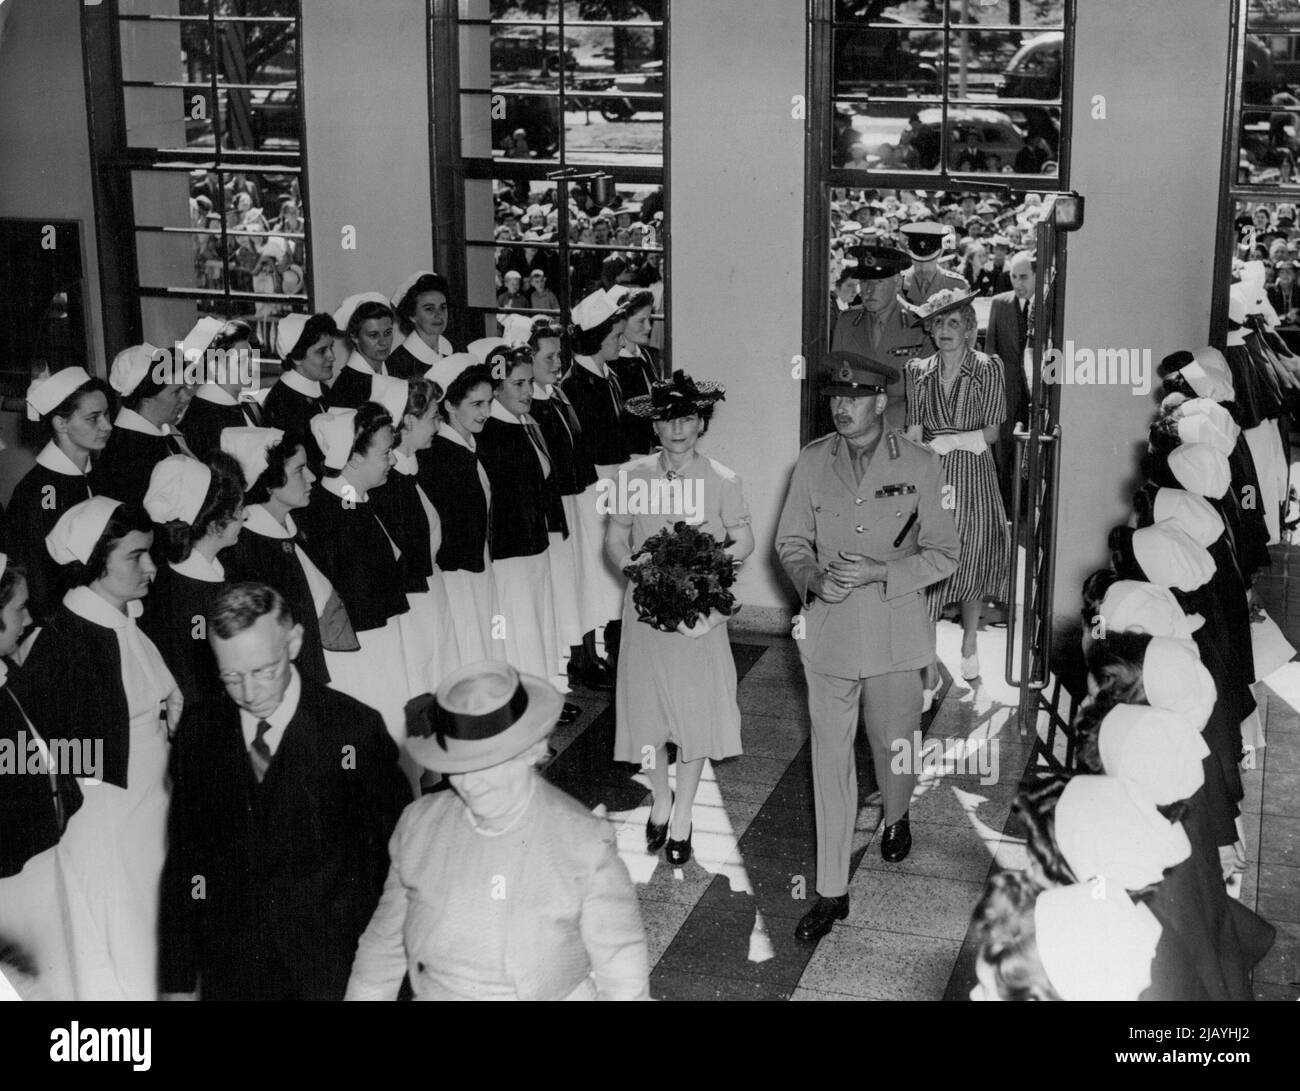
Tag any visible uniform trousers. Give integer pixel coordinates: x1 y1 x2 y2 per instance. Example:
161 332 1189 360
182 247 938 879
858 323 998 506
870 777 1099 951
805 666 920 898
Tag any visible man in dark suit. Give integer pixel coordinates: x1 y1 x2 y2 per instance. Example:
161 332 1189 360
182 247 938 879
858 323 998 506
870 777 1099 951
984 250 1036 514
160 581 411 1001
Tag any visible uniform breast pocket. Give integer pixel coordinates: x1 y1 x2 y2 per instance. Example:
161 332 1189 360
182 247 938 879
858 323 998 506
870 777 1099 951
809 490 843 549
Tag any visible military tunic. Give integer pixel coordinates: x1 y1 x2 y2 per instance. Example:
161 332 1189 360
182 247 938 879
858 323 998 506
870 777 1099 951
902 264 970 307
776 428 959 896
830 304 933 433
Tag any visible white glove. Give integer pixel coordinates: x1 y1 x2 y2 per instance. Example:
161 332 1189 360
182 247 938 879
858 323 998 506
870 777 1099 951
928 431 987 455
950 430 989 454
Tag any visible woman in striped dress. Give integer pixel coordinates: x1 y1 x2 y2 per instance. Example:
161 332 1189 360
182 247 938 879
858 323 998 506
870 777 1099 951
904 289 1009 683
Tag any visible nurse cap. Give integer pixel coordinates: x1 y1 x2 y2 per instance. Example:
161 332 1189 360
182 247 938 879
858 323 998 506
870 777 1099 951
26 365 93 422
46 496 124 566
109 343 161 398
144 455 212 526
220 426 285 489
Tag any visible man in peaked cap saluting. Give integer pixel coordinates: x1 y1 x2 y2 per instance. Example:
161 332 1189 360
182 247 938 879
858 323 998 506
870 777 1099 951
829 243 932 434
776 353 959 943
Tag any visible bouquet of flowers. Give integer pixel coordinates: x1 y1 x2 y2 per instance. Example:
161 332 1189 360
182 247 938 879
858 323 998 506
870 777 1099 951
622 521 738 634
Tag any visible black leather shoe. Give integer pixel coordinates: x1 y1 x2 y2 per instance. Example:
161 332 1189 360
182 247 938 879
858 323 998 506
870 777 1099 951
795 895 849 941
568 658 614 691
645 791 673 853
558 702 581 725
665 826 692 866
881 815 912 862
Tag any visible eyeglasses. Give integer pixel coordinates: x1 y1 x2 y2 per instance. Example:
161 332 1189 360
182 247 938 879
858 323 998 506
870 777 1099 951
218 653 288 688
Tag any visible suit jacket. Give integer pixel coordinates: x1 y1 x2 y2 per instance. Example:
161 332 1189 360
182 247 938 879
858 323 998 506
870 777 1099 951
984 292 1029 427
419 435 489 573
345 778 648 1001
776 430 959 679
563 360 629 469
159 677 411 1000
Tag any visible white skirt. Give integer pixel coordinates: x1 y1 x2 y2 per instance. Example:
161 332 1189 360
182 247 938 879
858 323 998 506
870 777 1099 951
398 587 458 698
56 710 170 1000
0 844 77 1000
492 551 564 689
549 501 584 654
442 563 503 667
571 472 626 633
1243 421 1287 545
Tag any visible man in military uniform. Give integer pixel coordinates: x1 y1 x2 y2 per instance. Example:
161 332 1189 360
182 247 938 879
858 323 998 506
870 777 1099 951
900 221 970 306
776 353 960 943
830 244 931 433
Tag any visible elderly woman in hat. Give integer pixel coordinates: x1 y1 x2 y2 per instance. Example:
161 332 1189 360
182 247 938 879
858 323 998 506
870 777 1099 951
6 366 110 623
138 453 246 707
92 344 197 506
16 497 181 999
346 661 649 1001
327 292 398 407
385 271 456 381
606 372 753 866
904 287 1010 684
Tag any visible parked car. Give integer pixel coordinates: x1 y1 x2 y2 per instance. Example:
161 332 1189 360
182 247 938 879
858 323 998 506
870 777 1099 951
998 31 1062 100
896 107 1027 172
491 30 578 76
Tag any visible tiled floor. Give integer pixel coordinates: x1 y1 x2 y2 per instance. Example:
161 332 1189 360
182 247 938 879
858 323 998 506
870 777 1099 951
541 556 1300 999
545 618 1046 1000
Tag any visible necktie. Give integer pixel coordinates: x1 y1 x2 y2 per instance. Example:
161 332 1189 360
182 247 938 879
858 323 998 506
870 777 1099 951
520 414 552 478
250 718 273 782
240 400 265 427
1018 300 1028 339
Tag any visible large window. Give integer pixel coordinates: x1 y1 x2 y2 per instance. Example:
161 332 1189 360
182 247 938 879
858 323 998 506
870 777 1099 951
1215 1 1300 345
802 0 1072 440
87 0 310 360
436 1 667 347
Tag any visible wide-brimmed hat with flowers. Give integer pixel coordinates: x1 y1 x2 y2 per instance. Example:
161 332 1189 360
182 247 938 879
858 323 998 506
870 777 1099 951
900 287 980 323
624 370 726 420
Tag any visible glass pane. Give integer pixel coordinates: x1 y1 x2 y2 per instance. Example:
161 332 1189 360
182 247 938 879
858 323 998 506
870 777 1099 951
140 297 210 357
833 1 939 23
118 16 207 84
214 19 298 87
214 86 301 150
1249 1 1300 30
1228 199 1300 350
833 26 943 98
137 229 221 293
488 24 569 85
481 0 557 22
985 29 1063 100
1237 103 1300 187
561 1 658 24
834 101 942 172
1243 33 1300 105
123 86 195 148
953 0 1066 27
462 90 562 160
